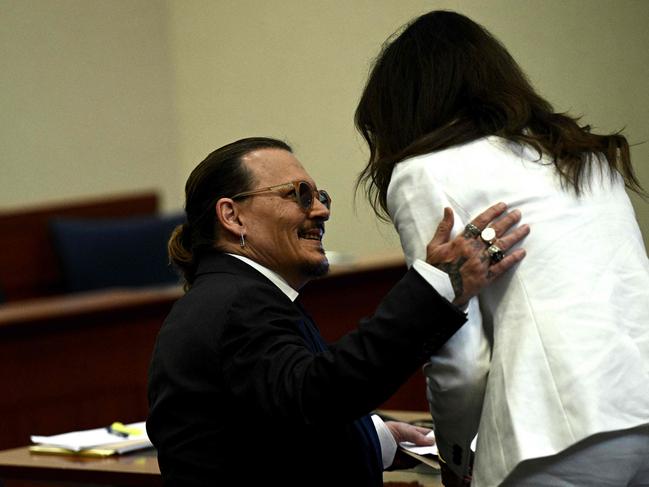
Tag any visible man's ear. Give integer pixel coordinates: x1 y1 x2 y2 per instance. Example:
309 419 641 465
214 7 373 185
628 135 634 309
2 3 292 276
215 198 244 239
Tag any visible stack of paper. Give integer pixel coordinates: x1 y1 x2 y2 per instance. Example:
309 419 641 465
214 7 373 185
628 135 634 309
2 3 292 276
30 421 152 457
399 431 440 470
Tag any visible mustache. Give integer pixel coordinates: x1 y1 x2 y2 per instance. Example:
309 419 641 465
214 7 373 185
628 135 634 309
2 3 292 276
299 223 325 234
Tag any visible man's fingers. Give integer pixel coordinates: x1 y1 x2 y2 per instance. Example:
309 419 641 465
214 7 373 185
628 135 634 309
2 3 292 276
494 224 530 251
386 421 435 446
489 209 522 237
470 202 507 231
429 207 454 247
402 428 435 446
488 248 526 277
409 425 433 436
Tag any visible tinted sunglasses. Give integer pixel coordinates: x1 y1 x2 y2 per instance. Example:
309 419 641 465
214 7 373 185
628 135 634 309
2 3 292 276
231 180 331 211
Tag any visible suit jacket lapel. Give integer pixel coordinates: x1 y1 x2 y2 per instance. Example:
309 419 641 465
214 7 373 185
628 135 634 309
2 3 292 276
294 300 328 353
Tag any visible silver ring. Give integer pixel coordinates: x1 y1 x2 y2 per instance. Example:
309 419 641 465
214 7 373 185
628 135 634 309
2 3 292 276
463 223 481 239
487 244 504 264
480 227 497 245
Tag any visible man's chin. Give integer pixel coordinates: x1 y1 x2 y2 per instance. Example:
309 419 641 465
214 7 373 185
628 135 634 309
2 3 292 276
301 257 330 279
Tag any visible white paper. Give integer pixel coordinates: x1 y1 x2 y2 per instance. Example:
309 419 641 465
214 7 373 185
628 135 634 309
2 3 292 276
399 430 439 456
31 421 150 452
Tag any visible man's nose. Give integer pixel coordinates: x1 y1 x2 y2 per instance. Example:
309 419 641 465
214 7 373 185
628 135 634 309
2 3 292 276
310 197 330 221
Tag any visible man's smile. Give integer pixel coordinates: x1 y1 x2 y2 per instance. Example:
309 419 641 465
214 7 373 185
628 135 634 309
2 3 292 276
297 226 324 241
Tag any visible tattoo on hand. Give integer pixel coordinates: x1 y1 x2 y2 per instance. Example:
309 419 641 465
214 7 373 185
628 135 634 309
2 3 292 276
435 257 467 299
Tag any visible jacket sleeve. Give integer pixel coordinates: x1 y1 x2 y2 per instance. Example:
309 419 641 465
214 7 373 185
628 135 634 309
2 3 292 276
219 270 466 427
388 160 491 478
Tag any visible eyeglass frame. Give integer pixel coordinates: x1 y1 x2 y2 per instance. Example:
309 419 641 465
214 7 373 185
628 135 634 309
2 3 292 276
230 180 331 212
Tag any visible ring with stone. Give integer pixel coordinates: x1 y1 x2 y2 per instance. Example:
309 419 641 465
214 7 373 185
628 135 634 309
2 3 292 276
463 223 481 239
487 244 505 264
480 227 497 245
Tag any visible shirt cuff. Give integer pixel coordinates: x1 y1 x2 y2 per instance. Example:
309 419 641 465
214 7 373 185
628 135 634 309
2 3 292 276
371 414 397 469
412 259 455 303
412 259 469 312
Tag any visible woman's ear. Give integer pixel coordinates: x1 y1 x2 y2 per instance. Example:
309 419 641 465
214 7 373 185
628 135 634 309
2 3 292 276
215 198 244 239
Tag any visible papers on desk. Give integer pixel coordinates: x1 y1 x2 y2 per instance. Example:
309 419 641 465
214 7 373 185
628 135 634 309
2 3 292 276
399 431 440 470
30 421 152 457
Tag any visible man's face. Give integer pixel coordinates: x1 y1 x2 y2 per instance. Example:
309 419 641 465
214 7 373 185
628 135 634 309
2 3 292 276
238 148 330 289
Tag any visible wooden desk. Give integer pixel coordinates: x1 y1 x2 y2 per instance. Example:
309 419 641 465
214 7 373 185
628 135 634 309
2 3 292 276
0 446 161 486
0 411 441 487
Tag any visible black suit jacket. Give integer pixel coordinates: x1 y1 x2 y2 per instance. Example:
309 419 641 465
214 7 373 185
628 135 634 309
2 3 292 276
147 253 466 486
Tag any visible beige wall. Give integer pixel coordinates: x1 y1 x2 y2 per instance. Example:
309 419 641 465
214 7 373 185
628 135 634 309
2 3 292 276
3 0 648 258
0 0 181 210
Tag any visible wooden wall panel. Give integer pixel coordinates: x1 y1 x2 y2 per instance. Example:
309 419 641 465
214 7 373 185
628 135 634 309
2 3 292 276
0 192 158 301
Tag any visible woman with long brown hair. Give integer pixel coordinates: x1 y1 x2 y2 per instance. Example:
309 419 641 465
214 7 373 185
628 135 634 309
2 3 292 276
356 10 649 486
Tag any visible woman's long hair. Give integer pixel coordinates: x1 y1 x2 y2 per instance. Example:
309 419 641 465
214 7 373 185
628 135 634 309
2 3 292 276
355 10 644 220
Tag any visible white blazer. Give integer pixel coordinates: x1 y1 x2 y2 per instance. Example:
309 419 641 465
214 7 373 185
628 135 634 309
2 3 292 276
387 136 649 486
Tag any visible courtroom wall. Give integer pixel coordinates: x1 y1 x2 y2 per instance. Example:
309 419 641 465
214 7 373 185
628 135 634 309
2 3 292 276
2 0 648 258
1 1 182 210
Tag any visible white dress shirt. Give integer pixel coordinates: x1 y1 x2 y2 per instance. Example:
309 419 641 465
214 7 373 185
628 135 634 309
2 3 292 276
387 136 649 486
228 252 456 469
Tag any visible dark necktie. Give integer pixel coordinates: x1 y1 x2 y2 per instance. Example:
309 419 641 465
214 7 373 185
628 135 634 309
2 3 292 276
293 301 384 481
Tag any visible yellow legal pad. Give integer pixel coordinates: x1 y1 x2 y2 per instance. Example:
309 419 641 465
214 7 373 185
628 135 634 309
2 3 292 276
29 445 120 458
29 436 153 457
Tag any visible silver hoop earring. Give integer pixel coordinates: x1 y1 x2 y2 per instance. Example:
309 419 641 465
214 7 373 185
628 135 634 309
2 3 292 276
239 232 246 248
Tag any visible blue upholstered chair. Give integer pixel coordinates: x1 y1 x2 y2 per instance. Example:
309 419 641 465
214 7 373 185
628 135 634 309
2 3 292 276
50 213 185 293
